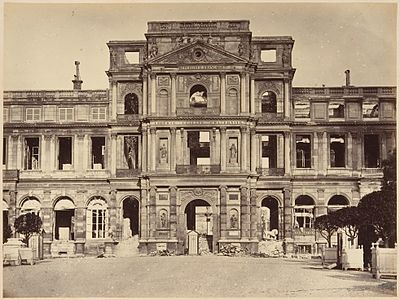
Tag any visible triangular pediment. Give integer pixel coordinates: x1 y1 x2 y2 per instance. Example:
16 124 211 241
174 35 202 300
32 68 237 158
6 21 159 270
148 40 248 65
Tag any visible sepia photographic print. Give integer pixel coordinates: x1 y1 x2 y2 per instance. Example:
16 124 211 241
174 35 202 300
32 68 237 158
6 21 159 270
2 1 397 298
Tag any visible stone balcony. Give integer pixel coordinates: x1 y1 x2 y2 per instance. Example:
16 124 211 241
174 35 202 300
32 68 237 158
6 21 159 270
116 169 142 178
292 86 396 97
256 168 285 176
257 112 284 122
176 165 221 175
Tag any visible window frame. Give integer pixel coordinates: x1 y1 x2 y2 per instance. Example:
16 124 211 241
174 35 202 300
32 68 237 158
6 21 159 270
25 107 41 122
92 106 107 121
295 134 312 168
59 107 74 122
86 198 108 239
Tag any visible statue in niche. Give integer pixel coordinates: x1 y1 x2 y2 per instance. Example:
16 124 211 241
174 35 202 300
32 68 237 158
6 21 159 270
149 45 158 58
124 136 137 169
122 218 132 239
160 212 167 228
330 149 336 166
230 212 238 229
190 91 207 106
261 208 271 240
238 42 244 57
159 141 168 164
229 142 238 164
110 49 117 68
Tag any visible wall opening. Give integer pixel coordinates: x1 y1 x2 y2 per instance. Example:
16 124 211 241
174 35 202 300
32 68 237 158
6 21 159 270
189 85 207 107
295 135 311 168
261 197 279 239
124 136 139 169
330 135 346 167
124 51 139 64
54 198 75 240
329 101 345 118
188 131 210 165
122 197 139 237
261 91 277 113
3 137 7 166
364 134 380 168
261 50 276 62
261 135 277 168
124 93 139 115
91 137 105 169
24 137 40 170
294 195 315 230
58 137 72 170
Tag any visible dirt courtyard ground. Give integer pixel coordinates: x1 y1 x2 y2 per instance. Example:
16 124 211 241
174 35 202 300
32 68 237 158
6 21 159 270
3 255 397 298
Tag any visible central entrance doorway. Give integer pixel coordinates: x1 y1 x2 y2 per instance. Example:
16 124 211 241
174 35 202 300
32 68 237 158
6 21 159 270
122 197 139 239
185 199 213 253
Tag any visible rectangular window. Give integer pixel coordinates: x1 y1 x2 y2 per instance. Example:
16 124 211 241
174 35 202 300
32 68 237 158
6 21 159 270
91 137 105 169
3 108 9 123
124 51 139 64
294 100 310 118
261 135 277 168
59 108 74 122
261 50 276 62
364 134 380 168
58 137 73 170
24 137 40 170
296 135 311 168
294 207 314 229
92 107 107 121
91 209 107 239
363 99 379 119
228 193 239 201
329 101 345 118
330 135 346 167
158 193 169 201
188 131 210 165
3 137 7 166
26 108 41 122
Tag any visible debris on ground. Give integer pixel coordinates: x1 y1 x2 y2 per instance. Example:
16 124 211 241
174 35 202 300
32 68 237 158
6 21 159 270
257 240 284 257
219 244 249 257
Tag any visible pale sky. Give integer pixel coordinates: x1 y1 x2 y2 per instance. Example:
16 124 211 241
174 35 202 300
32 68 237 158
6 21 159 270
3 2 397 90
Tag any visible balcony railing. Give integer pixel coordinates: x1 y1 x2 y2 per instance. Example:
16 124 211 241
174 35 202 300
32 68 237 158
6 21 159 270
3 90 108 101
116 169 141 177
256 168 285 176
258 112 284 121
176 107 220 116
116 114 141 122
292 87 396 96
176 165 221 175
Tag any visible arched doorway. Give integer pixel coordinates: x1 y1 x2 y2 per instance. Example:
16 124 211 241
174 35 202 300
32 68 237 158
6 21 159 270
54 197 75 240
261 197 279 239
184 199 213 253
122 197 139 238
3 200 9 243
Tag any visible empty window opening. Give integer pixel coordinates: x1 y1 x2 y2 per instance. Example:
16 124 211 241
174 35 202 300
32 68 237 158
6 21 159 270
296 135 311 168
3 137 7 166
363 100 379 118
58 137 72 170
185 199 212 236
364 134 380 168
91 137 105 169
189 85 207 107
54 198 75 240
124 51 140 64
188 131 210 165
261 197 279 238
330 135 346 167
261 135 277 168
294 195 315 229
124 136 138 169
261 50 276 62
261 91 277 113
24 137 40 170
124 93 139 115
329 101 345 118
123 197 139 237
294 101 310 118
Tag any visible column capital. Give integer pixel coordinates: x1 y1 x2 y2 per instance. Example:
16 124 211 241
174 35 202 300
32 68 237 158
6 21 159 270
110 133 117 139
220 72 226 77
240 185 248 193
250 127 256 135
170 127 176 134
44 135 53 141
169 186 177 194
220 127 226 133
240 126 248 133
180 128 185 135
150 73 156 80
219 185 227 191
149 186 157 197
170 72 177 78
150 127 156 134
317 132 324 139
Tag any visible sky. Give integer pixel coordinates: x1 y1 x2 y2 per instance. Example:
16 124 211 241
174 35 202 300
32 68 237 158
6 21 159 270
3 2 397 90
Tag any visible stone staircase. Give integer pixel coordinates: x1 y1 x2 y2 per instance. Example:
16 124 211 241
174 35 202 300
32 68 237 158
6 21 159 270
114 235 140 257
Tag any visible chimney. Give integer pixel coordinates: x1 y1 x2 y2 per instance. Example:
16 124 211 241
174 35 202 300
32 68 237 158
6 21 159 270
345 69 350 87
72 61 83 90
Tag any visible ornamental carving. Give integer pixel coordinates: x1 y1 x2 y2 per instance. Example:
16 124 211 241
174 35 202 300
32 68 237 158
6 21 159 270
179 189 218 206
158 76 170 87
119 83 142 99
227 75 239 86
256 81 282 99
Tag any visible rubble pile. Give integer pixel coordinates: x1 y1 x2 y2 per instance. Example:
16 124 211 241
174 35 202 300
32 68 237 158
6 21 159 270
258 240 284 257
219 244 248 257
149 249 175 256
199 237 212 255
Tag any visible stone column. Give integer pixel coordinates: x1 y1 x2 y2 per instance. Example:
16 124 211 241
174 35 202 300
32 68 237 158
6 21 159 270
108 190 117 239
220 127 226 172
110 134 117 177
111 81 117 121
312 132 319 170
240 186 249 239
220 72 226 115
9 190 17 237
353 132 362 170
240 72 246 114
169 186 177 238
142 73 148 116
250 76 255 114
16 135 22 170
277 134 284 169
149 187 157 238
43 135 52 172
175 129 182 165
150 74 156 115
219 185 227 239
240 126 248 172
283 188 294 253
171 73 177 115
82 135 89 171
180 128 186 165
285 132 292 174
249 188 257 239
250 128 257 173
322 132 328 173
210 128 216 165
8 136 15 169
170 128 176 172
141 126 148 172
284 79 290 119
149 128 156 172
347 132 353 169
140 187 148 240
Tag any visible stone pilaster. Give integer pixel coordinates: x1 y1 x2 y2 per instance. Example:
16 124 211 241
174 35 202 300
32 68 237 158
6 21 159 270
142 73 148 116
169 186 177 238
250 128 257 173
149 187 157 238
240 72 246 113
111 80 117 121
284 78 290 119
240 186 249 239
249 188 257 239
171 73 177 115
219 185 227 239
220 72 226 115
140 187 148 239
150 73 156 115
110 134 117 177
170 128 176 172
108 190 118 239
347 132 353 169
283 188 293 240
250 76 255 114
9 190 17 237
240 126 248 172
220 127 226 172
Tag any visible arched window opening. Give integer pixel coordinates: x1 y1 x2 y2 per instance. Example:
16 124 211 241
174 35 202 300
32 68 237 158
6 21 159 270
87 197 108 239
189 85 207 107
294 195 315 229
54 197 75 240
261 91 277 113
124 93 139 115
261 197 279 240
21 197 41 215
227 88 239 115
327 195 349 213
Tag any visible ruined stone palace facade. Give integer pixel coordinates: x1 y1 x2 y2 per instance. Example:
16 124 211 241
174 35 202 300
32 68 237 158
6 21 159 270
2 20 396 257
